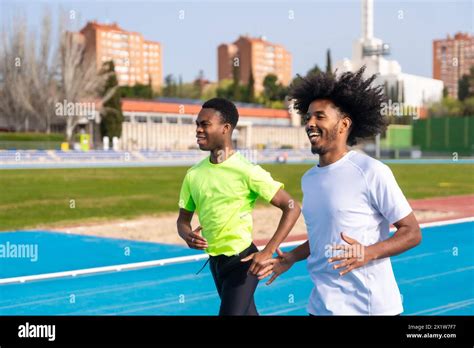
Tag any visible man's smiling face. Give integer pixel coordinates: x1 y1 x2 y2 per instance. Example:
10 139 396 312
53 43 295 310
304 99 349 155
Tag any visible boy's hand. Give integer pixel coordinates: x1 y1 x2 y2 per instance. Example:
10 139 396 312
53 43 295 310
184 226 208 250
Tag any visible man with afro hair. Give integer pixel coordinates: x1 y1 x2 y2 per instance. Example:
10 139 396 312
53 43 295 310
264 67 422 316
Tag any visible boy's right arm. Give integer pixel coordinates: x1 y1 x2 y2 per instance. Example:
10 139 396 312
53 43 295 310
177 208 208 250
263 240 311 285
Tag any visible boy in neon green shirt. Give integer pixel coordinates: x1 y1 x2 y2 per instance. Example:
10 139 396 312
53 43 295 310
177 98 301 315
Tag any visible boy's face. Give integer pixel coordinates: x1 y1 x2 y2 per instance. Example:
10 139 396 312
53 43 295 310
195 108 230 151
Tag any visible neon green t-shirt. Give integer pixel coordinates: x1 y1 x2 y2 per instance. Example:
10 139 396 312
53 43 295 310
178 152 284 256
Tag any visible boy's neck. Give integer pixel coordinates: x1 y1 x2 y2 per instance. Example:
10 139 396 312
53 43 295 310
210 145 235 164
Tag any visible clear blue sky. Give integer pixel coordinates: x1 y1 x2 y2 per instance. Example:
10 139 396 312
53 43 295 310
1 0 472 82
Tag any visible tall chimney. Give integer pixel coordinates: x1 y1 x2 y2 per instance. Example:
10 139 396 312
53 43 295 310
361 0 374 40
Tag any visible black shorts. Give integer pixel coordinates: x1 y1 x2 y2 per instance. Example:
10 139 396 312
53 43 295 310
209 243 260 316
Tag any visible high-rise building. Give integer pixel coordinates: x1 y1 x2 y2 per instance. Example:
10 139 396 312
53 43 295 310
78 21 162 92
433 32 474 98
218 35 292 94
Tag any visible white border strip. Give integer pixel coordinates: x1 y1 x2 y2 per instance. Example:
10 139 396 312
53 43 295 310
0 217 472 285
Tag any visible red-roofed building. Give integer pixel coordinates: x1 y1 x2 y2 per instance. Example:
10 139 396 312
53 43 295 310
117 99 307 151
120 98 290 126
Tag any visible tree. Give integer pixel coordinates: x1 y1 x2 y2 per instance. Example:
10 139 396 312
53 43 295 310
162 74 177 97
178 75 183 98
59 30 115 143
99 61 123 139
120 83 153 99
263 74 279 102
216 79 233 99
193 70 206 99
458 74 470 101
428 96 463 117
231 65 241 101
458 66 474 101
326 49 332 75
442 87 449 98
201 82 219 101
0 9 114 141
463 97 474 116
245 71 255 103
262 74 288 107
0 12 57 133
307 64 322 77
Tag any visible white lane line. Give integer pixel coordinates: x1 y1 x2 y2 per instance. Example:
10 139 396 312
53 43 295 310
410 298 474 315
398 266 474 285
1 217 471 285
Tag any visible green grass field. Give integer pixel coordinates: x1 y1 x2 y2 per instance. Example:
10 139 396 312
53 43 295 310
1 164 473 231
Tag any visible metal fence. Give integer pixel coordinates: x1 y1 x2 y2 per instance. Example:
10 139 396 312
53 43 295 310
412 116 474 155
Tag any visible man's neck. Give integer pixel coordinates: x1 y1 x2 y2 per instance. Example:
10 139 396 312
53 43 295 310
318 147 349 167
210 144 235 164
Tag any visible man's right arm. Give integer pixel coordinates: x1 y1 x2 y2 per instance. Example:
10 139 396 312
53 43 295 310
263 240 311 285
287 240 311 263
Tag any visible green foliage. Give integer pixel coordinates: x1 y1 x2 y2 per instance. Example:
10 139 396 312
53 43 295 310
462 97 474 116
262 74 288 107
162 74 178 97
231 65 241 101
0 132 64 142
457 66 474 103
120 83 154 99
458 74 470 101
306 64 322 78
246 71 255 103
99 61 124 139
326 49 332 74
442 87 449 98
201 83 218 101
429 97 465 117
434 66 474 116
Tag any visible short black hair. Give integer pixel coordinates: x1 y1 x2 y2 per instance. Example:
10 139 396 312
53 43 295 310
288 66 388 146
202 97 239 128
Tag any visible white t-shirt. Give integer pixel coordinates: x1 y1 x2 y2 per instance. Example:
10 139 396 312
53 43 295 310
301 150 412 315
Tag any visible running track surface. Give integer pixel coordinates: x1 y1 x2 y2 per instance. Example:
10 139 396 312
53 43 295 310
0 220 473 315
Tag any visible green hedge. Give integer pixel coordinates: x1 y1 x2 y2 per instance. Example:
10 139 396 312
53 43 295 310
0 141 62 150
0 132 65 142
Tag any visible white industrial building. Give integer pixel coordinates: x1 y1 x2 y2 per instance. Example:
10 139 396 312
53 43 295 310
335 0 443 111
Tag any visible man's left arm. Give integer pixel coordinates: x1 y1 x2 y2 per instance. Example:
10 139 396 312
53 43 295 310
329 212 421 276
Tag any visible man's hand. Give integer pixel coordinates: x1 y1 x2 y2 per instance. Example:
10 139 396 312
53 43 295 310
263 248 296 285
241 249 274 277
328 232 374 276
258 241 309 285
183 226 208 250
